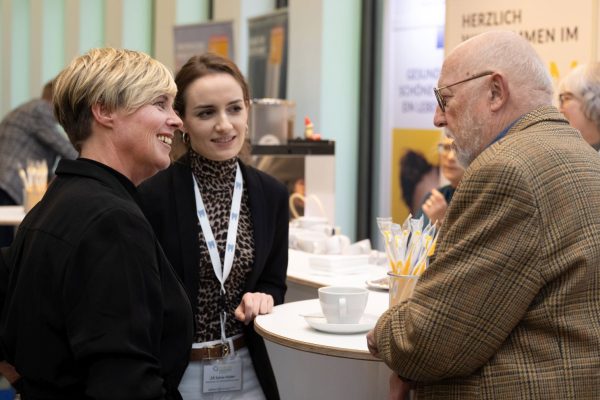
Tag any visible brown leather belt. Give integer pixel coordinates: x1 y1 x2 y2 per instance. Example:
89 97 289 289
189 336 246 361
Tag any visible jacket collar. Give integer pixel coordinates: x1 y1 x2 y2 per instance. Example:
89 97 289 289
505 106 568 137
55 158 139 204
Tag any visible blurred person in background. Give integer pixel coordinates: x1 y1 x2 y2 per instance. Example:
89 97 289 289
0 48 193 399
558 63 600 151
416 137 465 226
399 150 439 217
138 53 288 400
0 80 77 247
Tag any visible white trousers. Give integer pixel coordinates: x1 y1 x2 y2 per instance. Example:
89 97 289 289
179 347 266 400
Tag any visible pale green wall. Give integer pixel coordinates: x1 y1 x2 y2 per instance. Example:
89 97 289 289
0 2 3 109
321 0 361 240
41 0 65 85
176 0 210 24
79 0 104 53
0 0 211 117
0 0 363 239
122 0 152 53
288 0 361 239
10 0 30 108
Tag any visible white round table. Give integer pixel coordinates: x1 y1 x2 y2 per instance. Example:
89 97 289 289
255 292 392 399
0 206 25 226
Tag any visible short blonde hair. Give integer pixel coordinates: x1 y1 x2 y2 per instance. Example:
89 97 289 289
53 48 177 151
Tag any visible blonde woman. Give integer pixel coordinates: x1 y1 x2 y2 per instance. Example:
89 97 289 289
0 48 193 399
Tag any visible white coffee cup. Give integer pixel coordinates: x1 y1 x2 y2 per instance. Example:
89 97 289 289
293 216 328 229
297 238 327 254
322 234 352 254
293 230 329 254
318 286 369 324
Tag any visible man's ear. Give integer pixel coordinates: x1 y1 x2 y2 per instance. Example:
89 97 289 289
489 73 508 112
91 103 115 128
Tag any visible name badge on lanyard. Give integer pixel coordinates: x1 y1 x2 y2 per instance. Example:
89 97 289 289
203 357 243 393
192 162 244 344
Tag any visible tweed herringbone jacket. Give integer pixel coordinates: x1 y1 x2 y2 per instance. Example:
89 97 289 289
375 106 600 399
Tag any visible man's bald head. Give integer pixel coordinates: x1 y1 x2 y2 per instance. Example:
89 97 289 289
433 31 554 166
444 31 553 112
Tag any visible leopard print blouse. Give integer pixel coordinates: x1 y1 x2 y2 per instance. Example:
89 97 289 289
189 150 255 343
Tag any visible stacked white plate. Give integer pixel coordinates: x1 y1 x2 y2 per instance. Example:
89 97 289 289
308 254 370 274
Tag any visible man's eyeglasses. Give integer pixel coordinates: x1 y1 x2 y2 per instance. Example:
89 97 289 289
433 71 494 112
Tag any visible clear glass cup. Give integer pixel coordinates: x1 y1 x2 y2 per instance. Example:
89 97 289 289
387 272 419 307
23 186 46 213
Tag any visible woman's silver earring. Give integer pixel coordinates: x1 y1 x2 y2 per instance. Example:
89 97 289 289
181 132 189 144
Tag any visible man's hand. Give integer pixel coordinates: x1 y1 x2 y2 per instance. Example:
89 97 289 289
389 373 414 400
234 292 274 325
368 331 415 399
422 188 448 225
366 328 380 358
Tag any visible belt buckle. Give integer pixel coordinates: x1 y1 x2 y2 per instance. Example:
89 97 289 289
222 341 230 357
205 341 230 360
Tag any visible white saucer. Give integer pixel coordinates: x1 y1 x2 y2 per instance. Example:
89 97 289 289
365 276 389 291
303 313 378 334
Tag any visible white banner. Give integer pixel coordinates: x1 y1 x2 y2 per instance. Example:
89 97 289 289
378 0 446 228
445 0 597 89
386 0 446 130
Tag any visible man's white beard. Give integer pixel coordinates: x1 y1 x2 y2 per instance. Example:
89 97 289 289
445 105 486 168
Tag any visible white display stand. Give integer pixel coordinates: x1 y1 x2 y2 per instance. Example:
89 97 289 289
252 141 336 225
0 206 25 226
304 154 335 225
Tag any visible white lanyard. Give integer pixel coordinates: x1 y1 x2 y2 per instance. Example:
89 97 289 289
192 162 243 343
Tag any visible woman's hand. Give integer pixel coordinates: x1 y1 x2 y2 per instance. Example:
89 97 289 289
0 361 20 385
234 292 274 325
422 188 448 225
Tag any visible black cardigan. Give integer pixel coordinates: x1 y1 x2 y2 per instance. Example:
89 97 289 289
0 159 194 399
138 155 288 400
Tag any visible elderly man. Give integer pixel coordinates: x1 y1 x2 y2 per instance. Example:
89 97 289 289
368 30 600 399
